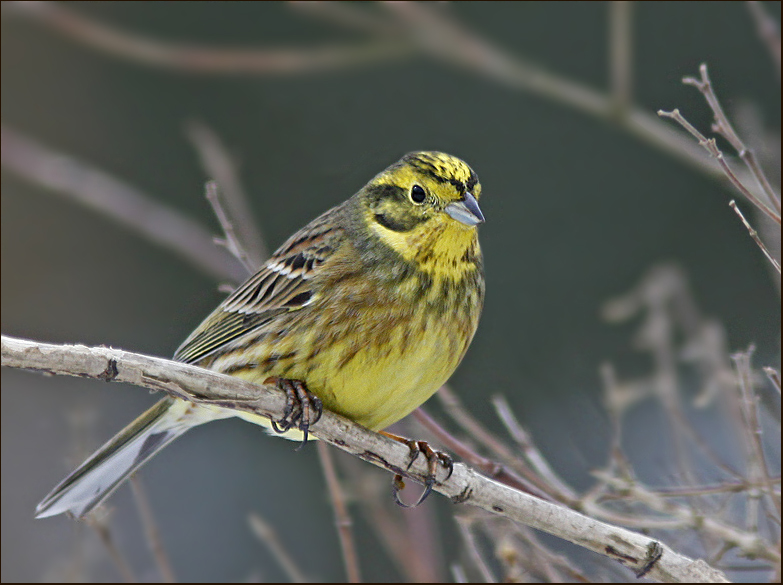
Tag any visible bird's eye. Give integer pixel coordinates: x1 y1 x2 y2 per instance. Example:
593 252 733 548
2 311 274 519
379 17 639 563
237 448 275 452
410 184 426 204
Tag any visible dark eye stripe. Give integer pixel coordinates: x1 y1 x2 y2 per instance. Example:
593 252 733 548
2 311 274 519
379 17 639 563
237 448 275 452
374 212 429 232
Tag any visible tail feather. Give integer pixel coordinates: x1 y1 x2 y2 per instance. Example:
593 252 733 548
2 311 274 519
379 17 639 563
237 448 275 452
35 397 227 519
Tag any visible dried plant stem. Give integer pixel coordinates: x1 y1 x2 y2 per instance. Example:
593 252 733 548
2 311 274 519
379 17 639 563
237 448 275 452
763 367 781 394
204 181 257 276
4 1 411 74
317 442 362 583
186 122 268 269
0 125 246 283
682 64 780 214
413 406 555 502
657 109 779 224
746 1 781 79
730 349 781 523
491 394 577 500
730 201 781 273
455 515 497 583
85 518 136 582
129 477 176 583
247 513 309 583
591 471 778 563
435 387 567 502
609 1 633 115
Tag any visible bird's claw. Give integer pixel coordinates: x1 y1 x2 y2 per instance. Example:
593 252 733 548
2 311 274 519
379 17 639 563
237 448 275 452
389 438 453 508
267 378 322 448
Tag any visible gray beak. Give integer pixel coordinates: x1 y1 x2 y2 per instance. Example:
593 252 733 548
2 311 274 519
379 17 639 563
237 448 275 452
445 191 485 226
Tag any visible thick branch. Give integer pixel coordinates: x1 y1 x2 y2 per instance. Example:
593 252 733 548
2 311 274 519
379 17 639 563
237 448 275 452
2 334 730 583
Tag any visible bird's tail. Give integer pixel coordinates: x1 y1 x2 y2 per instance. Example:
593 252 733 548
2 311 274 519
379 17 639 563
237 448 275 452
35 397 229 519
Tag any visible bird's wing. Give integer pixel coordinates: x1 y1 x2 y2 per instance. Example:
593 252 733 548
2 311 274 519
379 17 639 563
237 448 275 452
174 206 346 365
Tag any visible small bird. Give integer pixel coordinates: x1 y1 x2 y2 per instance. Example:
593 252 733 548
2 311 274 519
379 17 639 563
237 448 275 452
36 151 485 519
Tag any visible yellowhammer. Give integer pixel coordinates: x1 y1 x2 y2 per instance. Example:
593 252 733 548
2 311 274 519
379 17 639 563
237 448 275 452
36 151 485 518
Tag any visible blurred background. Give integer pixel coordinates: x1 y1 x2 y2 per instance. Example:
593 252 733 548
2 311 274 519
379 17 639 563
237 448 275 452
2 2 780 582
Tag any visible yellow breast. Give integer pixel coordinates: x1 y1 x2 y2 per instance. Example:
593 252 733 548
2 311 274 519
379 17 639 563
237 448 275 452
214 269 481 432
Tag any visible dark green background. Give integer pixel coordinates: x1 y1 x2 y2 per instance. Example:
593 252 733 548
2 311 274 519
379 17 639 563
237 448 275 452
2 2 779 581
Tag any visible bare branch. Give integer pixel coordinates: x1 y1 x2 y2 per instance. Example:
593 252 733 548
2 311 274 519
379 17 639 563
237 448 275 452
657 109 780 224
204 181 257 276
128 477 176 583
186 122 269 269
289 1 402 36
591 472 778 564
730 348 781 524
746 1 781 79
317 442 362 583
490 394 577 501
84 516 136 582
248 513 310 583
763 367 781 394
455 514 497 583
609 1 633 116
1 334 732 583
0 125 247 283
4 1 412 75
730 201 782 273
682 64 780 214
412 406 555 502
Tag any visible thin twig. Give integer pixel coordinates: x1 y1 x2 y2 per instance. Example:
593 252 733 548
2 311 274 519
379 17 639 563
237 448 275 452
204 181 257 275
84 517 136 583
4 1 412 75
493 521 592 582
730 201 781 273
186 122 268 270
746 1 781 79
490 394 577 501
450 563 468 583
129 477 176 583
248 513 309 583
413 406 556 502
609 1 633 116
455 515 497 583
289 1 402 36
682 64 780 214
435 386 565 500
763 367 781 394
338 454 438 582
618 478 781 498
317 442 362 583
591 471 778 563
0 125 247 283
730 349 781 524
657 109 780 224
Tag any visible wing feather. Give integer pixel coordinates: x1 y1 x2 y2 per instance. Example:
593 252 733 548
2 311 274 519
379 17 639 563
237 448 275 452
174 205 346 365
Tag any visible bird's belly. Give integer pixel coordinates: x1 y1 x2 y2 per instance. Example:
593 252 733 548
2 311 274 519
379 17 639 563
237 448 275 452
226 318 464 433
324 333 459 430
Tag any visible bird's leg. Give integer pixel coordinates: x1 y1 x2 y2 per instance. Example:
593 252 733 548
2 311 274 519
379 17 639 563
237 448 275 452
266 378 322 448
380 431 454 507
